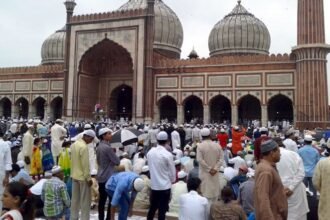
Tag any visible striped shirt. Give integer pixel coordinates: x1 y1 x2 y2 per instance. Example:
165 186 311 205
41 177 70 217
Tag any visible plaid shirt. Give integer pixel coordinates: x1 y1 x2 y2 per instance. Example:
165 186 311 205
41 177 71 217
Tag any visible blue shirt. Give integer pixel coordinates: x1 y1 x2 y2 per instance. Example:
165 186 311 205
105 172 139 206
298 145 320 177
11 169 35 185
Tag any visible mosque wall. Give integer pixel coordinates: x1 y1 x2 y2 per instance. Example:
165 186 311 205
66 18 146 121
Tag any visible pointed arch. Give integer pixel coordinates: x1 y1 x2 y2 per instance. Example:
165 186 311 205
209 95 232 123
268 94 293 122
157 96 177 122
238 95 261 125
15 97 29 119
50 96 63 121
0 98 12 118
109 84 133 121
183 95 203 124
32 97 46 120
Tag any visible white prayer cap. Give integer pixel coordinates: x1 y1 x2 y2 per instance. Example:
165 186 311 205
234 126 239 130
55 118 64 123
227 143 232 148
220 128 225 133
260 127 268 132
176 144 181 149
16 160 25 168
189 152 196 157
83 129 96 138
122 152 129 157
133 178 145 192
304 134 314 142
51 166 62 175
178 171 187 179
141 165 149 173
98 127 112 136
174 159 181 165
91 169 97 176
84 124 92 129
44 171 52 178
157 131 168 141
200 128 210 137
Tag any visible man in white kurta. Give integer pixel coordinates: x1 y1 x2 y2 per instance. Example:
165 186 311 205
22 125 34 172
171 129 181 150
313 157 330 220
276 147 309 220
197 128 223 203
51 119 67 164
168 171 188 216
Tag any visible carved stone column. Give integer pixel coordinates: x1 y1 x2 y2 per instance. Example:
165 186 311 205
261 105 268 127
177 105 184 125
203 105 210 124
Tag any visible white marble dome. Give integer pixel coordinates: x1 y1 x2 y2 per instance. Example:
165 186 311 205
119 0 184 57
41 27 66 65
208 1 271 57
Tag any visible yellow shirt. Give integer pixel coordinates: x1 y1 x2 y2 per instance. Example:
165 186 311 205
70 139 91 181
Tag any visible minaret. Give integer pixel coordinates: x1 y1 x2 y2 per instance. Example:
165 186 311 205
293 0 330 129
144 0 155 122
63 0 76 119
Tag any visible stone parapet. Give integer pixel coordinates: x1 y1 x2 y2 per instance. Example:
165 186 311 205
0 64 64 74
70 8 147 24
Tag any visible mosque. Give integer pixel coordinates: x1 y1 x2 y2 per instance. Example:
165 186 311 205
0 0 329 129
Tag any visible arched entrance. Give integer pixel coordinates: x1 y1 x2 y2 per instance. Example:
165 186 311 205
50 97 63 120
32 97 46 119
238 95 261 125
210 95 231 123
109 85 132 121
184 96 203 124
268 95 293 122
78 39 133 119
158 96 177 122
0 98 11 118
15 98 29 119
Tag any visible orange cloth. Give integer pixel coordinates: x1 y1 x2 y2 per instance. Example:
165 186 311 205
231 128 245 155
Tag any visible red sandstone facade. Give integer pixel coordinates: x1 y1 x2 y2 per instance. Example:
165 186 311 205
0 0 328 129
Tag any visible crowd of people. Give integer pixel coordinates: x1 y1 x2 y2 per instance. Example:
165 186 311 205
0 118 329 220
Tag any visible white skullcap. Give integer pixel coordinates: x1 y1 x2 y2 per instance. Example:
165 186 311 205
178 171 187 179
234 126 239 130
174 159 181 165
227 143 232 148
133 178 145 192
16 160 25 168
304 134 314 142
44 171 52 178
55 119 64 123
260 127 268 132
91 169 97 176
98 127 112 136
176 144 181 149
157 131 168 141
122 152 129 157
51 166 62 175
83 129 96 138
141 165 149 173
219 166 225 172
220 128 225 133
201 128 210 137
189 151 196 157
27 124 34 128
246 160 253 167
84 124 92 129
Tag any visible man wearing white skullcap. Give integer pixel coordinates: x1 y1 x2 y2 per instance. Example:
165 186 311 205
197 127 224 203
50 119 67 165
41 165 70 219
147 131 176 220
168 170 188 216
70 130 96 220
105 172 145 220
134 166 151 209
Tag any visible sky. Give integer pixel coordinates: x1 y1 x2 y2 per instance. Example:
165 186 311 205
0 0 329 74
